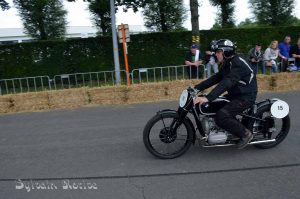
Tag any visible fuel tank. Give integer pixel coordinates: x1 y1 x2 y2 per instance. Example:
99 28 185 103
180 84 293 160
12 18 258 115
196 97 230 115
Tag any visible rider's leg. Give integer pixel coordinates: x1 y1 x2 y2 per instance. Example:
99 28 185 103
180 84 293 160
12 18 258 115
215 99 253 148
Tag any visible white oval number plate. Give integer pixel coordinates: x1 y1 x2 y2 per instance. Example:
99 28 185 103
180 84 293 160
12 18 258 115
271 100 289 119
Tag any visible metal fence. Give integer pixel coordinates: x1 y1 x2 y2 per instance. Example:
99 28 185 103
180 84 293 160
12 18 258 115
53 70 128 90
0 65 207 95
0 76 51 95
131 65 206 84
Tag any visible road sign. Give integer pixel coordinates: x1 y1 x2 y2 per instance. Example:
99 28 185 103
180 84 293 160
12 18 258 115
118 24 130 43
118 24 131 86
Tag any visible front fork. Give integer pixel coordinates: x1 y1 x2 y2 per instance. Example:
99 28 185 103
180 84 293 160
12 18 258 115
166 107 188 132
176 105 206 138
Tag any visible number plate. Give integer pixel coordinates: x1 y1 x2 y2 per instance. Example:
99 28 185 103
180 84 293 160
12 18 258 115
270 100 289 119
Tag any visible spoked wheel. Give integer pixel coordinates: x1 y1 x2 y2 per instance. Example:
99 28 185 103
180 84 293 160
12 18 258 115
143 112 194 159
248 105 290 149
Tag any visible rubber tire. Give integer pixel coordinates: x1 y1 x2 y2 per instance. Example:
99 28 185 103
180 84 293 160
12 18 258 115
143 112 194 159
248 105 290 149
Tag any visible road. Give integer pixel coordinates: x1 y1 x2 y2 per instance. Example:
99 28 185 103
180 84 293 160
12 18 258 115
0 91 299 199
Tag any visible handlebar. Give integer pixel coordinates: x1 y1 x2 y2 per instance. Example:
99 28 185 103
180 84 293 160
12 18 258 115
187 86 210 108
202 102 210 108
187 86 200 98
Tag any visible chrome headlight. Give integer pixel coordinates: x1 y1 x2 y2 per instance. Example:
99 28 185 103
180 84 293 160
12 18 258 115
179 89 189 108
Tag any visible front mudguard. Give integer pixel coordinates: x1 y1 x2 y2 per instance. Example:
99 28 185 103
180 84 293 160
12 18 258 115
156 109 197 144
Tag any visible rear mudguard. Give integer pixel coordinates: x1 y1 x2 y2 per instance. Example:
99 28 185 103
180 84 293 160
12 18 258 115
254 98 287 115
156 109 197 144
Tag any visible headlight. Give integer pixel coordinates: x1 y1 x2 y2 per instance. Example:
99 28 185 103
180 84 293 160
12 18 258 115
179 89 189 108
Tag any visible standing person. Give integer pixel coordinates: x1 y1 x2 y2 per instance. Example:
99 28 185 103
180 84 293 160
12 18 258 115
248 43 264 74
193 39 257 149
185 43 203 79
290 38 300 68
263 41 279 73
278 36 291 71
205 40 219 78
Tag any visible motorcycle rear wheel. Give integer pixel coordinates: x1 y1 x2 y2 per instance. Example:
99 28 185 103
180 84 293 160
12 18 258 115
143 112 193 159
248 105 290 149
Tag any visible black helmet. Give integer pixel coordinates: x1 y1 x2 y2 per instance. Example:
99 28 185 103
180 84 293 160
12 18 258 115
211 39 236 58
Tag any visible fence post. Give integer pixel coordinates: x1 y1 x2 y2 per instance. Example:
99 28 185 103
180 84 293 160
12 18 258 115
48 76 52 90
33 78 37 92
19 79 23 93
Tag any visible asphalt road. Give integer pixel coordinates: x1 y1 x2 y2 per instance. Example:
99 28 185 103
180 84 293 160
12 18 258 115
0 91 300 199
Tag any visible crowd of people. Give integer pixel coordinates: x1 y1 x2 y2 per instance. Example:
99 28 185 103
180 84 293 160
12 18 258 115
185 35 300 79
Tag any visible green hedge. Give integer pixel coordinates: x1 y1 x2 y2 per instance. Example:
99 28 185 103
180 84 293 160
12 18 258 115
0 26 299 79
200 26 300 53
0 37 115 79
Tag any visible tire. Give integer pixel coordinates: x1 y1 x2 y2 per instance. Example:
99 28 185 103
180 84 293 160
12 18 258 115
248 105 290 149
143 112 194 159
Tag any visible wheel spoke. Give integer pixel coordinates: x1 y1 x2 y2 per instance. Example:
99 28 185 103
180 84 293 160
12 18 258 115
144 114 192 158
249 108 290 149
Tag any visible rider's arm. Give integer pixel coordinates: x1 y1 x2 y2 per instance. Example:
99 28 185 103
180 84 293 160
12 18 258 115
205 62 243 102
194 71 222 91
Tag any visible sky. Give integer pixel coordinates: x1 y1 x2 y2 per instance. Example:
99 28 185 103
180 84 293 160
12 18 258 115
0 0 300 30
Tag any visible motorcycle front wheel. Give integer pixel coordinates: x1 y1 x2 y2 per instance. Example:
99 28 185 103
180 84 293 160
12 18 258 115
143 112 194 159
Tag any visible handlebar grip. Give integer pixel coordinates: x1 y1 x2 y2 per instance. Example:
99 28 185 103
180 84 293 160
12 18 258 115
202 102 209 108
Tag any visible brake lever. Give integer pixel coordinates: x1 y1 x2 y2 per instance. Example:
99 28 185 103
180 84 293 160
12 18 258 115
187 86 202 101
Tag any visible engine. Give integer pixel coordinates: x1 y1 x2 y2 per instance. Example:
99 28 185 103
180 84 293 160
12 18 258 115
201 117 228 144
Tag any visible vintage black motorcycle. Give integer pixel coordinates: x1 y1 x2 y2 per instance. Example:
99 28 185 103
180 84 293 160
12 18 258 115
143 87 290 159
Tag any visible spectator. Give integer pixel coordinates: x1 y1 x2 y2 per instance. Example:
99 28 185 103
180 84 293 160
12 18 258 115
290 38 300 68
205 40 219 78
185 43 203 79
263 40 279 73
248 43 264 74
278 36 291 71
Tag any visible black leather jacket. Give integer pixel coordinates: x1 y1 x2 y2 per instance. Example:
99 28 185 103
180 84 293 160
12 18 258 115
195 54 257 102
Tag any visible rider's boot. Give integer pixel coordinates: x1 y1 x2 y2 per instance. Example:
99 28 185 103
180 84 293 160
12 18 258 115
237 129 253 149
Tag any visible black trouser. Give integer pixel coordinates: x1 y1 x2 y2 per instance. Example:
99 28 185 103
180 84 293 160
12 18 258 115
186 66 203 79
251 61 262 74
279 59 288 72
215 99 253 138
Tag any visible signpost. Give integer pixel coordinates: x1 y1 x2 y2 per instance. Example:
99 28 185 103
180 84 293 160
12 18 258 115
118 23 131 86
110 0 121 85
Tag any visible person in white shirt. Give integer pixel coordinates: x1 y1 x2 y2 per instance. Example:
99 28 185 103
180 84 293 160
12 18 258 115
185 43 203 79
263 40 279 73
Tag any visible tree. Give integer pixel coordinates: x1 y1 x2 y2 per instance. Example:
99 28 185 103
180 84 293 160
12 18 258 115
249 0 295 26
289 16 300 26
67 0 147 34
190 0 200 44
209 0 235 28
67 0 147 11
236 18 260 29
115 0 147 12
0 0 9 10
88 0 111 35
142 0 186 32
13 0 67 40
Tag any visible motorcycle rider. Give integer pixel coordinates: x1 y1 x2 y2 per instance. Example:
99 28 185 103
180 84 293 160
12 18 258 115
193 39 257 149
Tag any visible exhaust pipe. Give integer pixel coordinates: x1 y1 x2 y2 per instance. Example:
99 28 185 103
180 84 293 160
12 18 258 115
249 139 276 145
202 143 235 148
202 139 276 147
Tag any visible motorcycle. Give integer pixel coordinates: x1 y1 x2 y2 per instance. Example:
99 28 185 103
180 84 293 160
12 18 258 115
143 87 290 159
